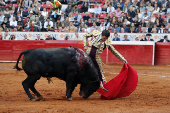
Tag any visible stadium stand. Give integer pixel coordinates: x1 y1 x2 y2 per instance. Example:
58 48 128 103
0 0 170 41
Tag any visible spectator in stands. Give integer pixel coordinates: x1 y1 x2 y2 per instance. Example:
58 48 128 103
17 17 24 31
148 19 154 28
139 3 145 13
14 3 21 14
10 17 17 29
55 18 61 29
146 34 154 41
51 0 62 11
95 18 101 26
74 27 78 32
4 7 10 17
129 23 137 33
145 23 152 33
3 17 9 28
35 34 44 40
24 0 33 8
68 12 74 22
128 6 136 19
150 13 156 23
42 8 48 20
73 17 79 27
91 22 97 30
112 33 120 41
63 16 70 27
120 28 124 33
28 10 35 22
88 4 94 13
157 14 163 23
23 34 29 40
60 12 66 23
9 35 16 40
146 3 154 13
1 23 7 31
91 13 97 23
111 0 118 8
133 17 140 28
153 0 162 8
72 3 80 13
52 9 60 22
160 4 167 14
3 31 10 40
23 7 30 18
0 10 5 25
45 35 56 40
74 11 82 22
35 17 42 31
102 5 107 13
141 8 151 19
122 22 130 33
152 3 160 14
83 12 90 22
86 18 93 27
29 21 40 32
94 3 102 17
142 13 149 22
61 22 67 32
33 7 40 16
44 17 54 31
117 17 123 27
123 2 130 14
158 35 170 42
122 35 130 41
109 20 115 30
33 0 39 7
111 7 122 18
16 11 23 21
112 22 120 33
37 3 43 12
103 17 110 30
158 24 165 33
65 2 72 16
38 11 44 25
0 0 5 6
163 28 169 33
77 23 83 32
107 3 115 14
67 21 75 32
24 17 30 29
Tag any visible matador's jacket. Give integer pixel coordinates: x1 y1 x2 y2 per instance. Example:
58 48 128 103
83 30 126 82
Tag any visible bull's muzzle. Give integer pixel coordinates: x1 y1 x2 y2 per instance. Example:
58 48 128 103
100 81 108 91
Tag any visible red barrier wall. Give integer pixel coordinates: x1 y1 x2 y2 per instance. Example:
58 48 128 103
108 45 154 65
0 41 155 65
155 42 170 65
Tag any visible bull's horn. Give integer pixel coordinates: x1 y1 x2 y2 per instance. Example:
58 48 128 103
100 81 108 91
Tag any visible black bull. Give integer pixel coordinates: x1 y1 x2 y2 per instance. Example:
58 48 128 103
14 47 101 101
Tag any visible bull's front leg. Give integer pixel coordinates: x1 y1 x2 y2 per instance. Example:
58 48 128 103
66 79 77 101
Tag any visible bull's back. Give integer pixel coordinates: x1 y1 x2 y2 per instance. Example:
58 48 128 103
22 47 77 77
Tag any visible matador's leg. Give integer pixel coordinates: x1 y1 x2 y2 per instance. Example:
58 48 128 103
95 53 107 83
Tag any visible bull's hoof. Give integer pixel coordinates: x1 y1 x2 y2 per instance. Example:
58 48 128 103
30 98 36 101
35 96 44 101
67 97 72 101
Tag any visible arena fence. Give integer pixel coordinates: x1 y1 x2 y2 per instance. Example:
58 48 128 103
0 40 161 65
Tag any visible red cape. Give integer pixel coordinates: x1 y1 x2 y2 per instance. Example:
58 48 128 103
97 64 138 100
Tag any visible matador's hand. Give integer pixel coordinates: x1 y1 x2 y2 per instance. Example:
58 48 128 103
124 59 128 64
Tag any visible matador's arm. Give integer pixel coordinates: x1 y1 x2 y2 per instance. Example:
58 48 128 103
108 45 127 63
83 32 93 47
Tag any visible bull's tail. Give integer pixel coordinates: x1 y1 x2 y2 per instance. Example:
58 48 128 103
13 50 31 71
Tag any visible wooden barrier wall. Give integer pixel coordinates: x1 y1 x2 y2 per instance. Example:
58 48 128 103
0 41 156 65
155 42 170 65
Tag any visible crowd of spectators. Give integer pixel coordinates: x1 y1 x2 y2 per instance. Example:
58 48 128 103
0 0 170 41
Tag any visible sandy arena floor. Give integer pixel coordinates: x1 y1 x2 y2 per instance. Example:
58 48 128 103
0 63 170 113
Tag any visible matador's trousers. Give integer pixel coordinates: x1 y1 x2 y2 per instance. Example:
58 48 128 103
86 46 106 82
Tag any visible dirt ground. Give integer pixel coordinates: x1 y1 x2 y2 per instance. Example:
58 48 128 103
0 63 170 113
